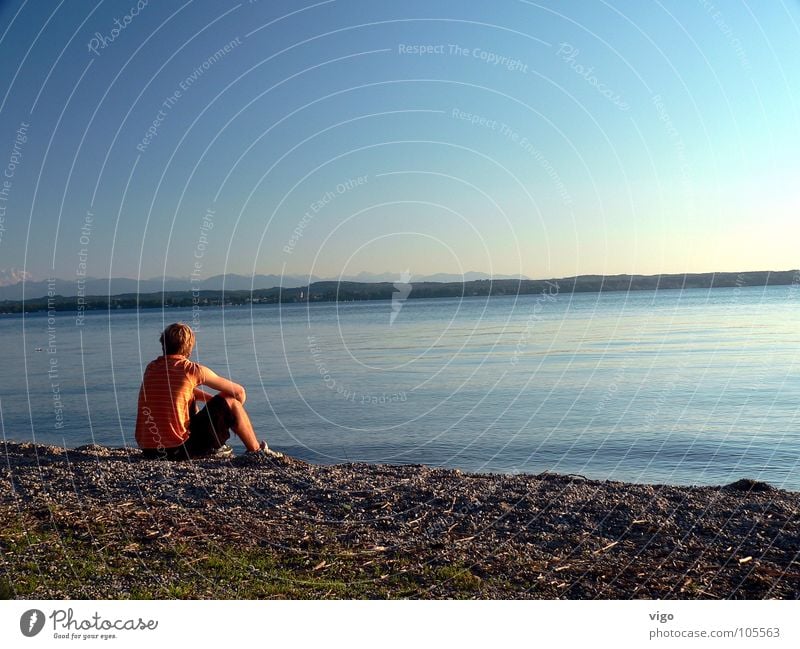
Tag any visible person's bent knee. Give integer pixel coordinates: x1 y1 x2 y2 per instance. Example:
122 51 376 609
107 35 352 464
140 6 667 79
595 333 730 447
223 396 242 411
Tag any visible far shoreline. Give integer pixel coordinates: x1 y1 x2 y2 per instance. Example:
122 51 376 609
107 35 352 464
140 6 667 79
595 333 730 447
2 269 798 314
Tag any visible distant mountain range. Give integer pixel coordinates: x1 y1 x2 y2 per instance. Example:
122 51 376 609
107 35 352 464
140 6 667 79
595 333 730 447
0 272 529 301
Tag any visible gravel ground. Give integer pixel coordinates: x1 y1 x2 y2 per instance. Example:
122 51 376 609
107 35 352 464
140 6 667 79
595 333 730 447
1 441 799 599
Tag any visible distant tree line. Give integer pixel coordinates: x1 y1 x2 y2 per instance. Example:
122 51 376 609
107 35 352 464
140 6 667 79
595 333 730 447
1 270 797 314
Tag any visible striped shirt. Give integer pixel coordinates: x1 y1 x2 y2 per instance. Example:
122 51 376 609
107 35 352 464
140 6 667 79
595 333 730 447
135 355 207 449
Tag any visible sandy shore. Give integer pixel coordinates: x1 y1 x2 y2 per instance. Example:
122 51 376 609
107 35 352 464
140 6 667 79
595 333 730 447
1 441 798 599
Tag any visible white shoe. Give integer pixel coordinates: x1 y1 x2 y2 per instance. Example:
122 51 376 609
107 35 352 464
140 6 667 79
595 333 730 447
246 440 283 459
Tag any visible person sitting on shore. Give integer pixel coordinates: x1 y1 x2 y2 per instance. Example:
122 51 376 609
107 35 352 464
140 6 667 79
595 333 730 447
135 322 280 460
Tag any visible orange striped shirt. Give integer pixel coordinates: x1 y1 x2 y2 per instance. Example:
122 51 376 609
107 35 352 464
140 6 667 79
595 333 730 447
135 355 207 449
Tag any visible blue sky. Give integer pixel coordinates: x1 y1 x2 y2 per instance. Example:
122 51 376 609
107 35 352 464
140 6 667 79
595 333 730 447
0 0 798 284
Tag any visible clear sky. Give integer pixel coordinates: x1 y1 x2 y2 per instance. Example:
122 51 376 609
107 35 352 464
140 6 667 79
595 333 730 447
0 0 798 284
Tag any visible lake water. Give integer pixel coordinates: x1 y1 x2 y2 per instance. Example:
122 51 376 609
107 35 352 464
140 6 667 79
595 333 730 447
1 285 799 490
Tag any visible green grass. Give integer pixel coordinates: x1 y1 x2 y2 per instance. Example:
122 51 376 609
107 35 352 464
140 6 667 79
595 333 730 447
435 564 483 594
0 578 15 599
1 505 504 599
1 511 411 598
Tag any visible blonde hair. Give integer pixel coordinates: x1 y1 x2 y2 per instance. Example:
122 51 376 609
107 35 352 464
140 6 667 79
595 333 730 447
160 322 195 356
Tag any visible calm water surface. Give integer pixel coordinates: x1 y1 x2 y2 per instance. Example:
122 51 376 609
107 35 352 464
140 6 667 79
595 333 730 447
1 285 799 489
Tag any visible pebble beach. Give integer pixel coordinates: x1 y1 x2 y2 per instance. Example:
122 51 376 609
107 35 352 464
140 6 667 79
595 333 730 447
1 442 798 599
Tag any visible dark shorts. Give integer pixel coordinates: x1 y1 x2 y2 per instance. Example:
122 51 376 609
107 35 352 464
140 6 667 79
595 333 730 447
141 395 234 460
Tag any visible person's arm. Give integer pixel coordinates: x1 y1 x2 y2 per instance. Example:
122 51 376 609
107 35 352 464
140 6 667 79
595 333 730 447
198 365 247 404
193 387 215 402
